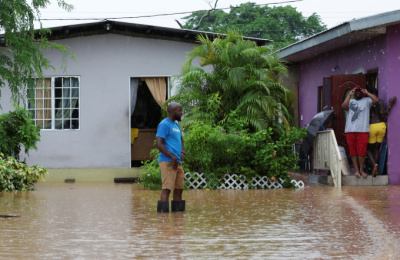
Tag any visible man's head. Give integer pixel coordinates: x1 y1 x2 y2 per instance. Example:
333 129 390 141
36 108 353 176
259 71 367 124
167 102 182 121
353 85 363 100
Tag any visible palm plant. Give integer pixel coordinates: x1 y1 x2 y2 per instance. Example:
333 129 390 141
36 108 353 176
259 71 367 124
171 30 293 132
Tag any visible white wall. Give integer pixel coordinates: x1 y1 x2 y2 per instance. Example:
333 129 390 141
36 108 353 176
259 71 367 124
1 33 198 168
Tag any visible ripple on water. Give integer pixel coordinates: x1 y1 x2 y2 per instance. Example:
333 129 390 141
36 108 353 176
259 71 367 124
1 183 400 258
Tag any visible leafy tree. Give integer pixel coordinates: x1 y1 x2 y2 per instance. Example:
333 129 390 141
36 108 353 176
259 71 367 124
171 30 293 132
181 2 327 49
0 0 75 104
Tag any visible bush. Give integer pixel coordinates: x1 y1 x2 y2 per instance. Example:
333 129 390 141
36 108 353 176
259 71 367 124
183 118 306 189
0 106 40 161
0 153 47 192
139 94 307 190
139 149 162 190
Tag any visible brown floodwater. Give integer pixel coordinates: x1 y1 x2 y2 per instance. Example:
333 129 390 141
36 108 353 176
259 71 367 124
1 181 400 259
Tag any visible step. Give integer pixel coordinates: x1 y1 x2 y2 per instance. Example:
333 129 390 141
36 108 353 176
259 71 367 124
308 173 388 186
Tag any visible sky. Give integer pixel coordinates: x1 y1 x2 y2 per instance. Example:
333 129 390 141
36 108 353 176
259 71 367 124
40 0 400 30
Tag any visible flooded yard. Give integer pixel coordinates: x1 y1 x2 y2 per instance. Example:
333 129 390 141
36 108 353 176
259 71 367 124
1 181 400 259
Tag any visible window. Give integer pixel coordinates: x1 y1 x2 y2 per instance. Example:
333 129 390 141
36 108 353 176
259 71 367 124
27 77 80 130
366 68 378 95
317 86 323 112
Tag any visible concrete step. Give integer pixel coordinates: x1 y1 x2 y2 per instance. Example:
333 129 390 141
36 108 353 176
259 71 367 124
309 173 388 186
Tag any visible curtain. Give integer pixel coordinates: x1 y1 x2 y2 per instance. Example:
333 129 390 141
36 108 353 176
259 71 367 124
55 77 79 129
130 78 139 115
141 77 166 107
36 78 51 129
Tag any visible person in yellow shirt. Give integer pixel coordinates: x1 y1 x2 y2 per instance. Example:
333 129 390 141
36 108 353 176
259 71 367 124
367 88 396 177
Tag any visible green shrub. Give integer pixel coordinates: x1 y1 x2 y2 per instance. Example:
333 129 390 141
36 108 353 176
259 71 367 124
0 153 47 192
251 126 307 188
139 115 306 190
0 106 40 161
183 118 306 189
139 94 307 190
139 149 162 190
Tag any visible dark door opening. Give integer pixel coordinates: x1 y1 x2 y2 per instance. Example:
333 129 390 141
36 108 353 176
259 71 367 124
130 78 167 167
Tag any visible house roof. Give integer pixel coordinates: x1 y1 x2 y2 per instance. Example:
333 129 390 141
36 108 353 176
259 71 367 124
279 10 400 63
31 20 271 46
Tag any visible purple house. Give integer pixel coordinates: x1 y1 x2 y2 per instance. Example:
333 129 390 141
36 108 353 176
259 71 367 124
279 10 400 184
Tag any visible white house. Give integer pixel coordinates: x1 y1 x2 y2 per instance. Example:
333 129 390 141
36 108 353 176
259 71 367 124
0 21 270 181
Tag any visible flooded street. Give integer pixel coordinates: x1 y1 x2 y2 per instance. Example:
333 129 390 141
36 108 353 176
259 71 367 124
1 182 400 259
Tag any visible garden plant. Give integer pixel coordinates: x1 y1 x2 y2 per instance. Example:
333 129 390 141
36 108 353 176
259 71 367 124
140 31 307 189
0 107 47 192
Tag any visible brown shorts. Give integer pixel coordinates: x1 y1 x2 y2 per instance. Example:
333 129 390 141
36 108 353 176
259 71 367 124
159 161 185 190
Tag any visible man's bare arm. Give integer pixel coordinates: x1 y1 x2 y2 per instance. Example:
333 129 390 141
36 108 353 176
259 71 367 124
342 89 355 110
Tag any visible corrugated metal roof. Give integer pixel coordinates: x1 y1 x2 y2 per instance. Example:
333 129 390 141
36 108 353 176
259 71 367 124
1 20 272 46
278 9 400 62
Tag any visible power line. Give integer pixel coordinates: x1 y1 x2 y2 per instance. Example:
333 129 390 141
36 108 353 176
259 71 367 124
40 0 303 21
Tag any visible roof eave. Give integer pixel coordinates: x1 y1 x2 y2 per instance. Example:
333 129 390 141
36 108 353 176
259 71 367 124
278 9 400 62
0 20 272 46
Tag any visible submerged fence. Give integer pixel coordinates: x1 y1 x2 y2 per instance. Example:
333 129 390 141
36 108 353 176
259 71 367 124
185 172 305 189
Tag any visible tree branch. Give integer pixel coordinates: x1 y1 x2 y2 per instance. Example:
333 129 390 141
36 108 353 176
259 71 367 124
175 19 183 28
193 0 218 30
175 0 219 29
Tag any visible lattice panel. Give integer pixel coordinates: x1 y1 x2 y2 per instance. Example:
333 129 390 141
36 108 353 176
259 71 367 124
184 172 304 189
185 172 207 189
218 174 249 190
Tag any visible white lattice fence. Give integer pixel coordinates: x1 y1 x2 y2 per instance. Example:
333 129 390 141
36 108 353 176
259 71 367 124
185 172 304 189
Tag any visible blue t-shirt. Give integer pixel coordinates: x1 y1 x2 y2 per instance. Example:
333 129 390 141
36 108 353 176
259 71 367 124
156 118 182 163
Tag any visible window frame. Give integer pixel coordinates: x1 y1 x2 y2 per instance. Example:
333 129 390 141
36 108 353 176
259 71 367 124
27 76 80 131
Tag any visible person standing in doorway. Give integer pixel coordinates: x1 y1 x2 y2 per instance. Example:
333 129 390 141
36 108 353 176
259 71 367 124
156 102 185 213
367 88 397 177
342 85 378 178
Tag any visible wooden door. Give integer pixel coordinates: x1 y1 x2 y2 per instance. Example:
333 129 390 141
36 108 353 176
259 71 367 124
329 74 366 151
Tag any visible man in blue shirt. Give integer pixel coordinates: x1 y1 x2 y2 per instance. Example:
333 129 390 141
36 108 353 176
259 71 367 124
156 102 185 212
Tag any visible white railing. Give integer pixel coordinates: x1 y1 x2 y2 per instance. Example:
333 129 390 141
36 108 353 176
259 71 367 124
313 130 342 187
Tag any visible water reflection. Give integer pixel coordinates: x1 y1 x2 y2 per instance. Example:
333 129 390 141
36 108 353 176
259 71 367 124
1 182 400 259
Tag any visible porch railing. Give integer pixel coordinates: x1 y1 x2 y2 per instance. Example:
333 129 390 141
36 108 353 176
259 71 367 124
313 130 342 187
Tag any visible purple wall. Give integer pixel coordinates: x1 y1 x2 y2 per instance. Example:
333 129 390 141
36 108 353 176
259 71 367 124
298 35 387 126
386 24 400 185
297 27 400 184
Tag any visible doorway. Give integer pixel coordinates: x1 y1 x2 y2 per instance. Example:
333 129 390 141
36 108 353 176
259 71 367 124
130 77 168 167
323 74 366 152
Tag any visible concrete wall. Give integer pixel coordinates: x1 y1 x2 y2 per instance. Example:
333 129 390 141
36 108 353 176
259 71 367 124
0 33 198 169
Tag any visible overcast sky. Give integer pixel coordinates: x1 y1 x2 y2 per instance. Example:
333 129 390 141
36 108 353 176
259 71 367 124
40 0 400 30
